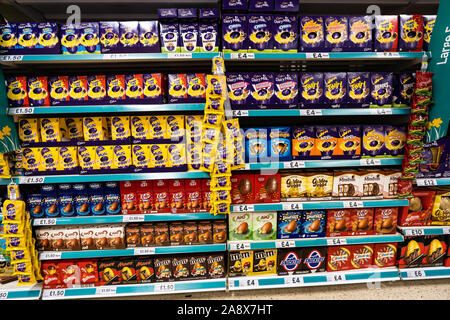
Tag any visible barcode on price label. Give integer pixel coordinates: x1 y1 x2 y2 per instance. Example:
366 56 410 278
96 287 117 296
285 276 303 286
230 52 255 59
43 289 65 299
0 55 23 61
360 158 381 166
327 274 345 283
134 247 156 255
233 204 254 212
34 218 57 226
11 107 34 115
229 242 251 251
154 283 175 292
284 161 306 169
306 52 329 59
417 179 437 187
40 252 62 260
282 203 303 211
233 110 249 117
19 176 45 184
276 240 296 248
343 201 364 208
103 53 129 60
239 278 258 288
443 227 450 235
168 53 192 59
370 108 393 115
123 215 145 223
0 290 8 299
406 269 426 278
376 52 400 58
300 109 323 116
326 238 347 246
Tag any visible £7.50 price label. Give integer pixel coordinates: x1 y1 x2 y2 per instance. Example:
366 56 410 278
43 289 65 299
233 204 254 212
276 240 296 248
154 283 175 293
229 242 251 251
284 276 303 286
406 269 426 279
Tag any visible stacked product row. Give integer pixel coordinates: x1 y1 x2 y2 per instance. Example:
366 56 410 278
0 13 436 55
398 235 449 268
41 252 226 289
232 170 402 203
244 125 406 162
6 73 207 108
227 72 414 109
229 208 399 241
228 243 399 276
35 220 227 251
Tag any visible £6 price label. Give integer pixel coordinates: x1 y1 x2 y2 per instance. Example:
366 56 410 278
406 269 426 279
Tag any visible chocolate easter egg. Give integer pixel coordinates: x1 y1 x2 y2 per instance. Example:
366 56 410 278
382 217 393 229
236 222 248 234
264 176 278 194
358 218 369 230
238 178 252 196
308 219 321 232
335 219 346 231
79 203 89 212
285 220 297 233
260 222 272 234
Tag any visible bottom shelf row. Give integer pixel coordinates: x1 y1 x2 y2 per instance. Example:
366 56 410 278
4 266 450 300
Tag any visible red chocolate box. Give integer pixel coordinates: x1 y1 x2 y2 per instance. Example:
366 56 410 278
350 245 374 270
59 261 80 288
41 261 62 289
185 179 203 212
421 235 448 267
398 190 435 227
231 174 255 204
137 180 154 214
397 236 426 268
349 208 374 236
201 179 211 212
153 179 170 213
169 179 186 212
77 259 99 287
120 180 139 214
374 207 398 234
254 174 281 203
327 209 352 237
327 246 352 272
373 243 397 268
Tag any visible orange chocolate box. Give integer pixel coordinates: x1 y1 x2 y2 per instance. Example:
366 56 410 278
327 246 352 272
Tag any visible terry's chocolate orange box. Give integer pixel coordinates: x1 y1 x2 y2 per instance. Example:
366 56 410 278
373 243 397 268
327 245 352 272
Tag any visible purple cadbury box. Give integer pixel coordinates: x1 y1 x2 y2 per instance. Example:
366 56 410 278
273 15 298 52
324 16 348 52
222 0 249 10
249 0 274 12
119 21 140 53
299 16 325 52
362 125 385 157
299 72 324 108
274 0 299 12
100 21 121 53
347 72 370 107
370 72 394 107
249 73 275 107
226 73 252 107
324 72 347 107
393 73 414 107
16 23 37 51
222 14 248 52
292 126 315 160
338 125 361 159
273 73 298 107
347 16 372 52
248 14 273 52
199 12 219 53
139 21 160 53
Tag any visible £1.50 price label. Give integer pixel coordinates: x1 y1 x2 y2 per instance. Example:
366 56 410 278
19 176 45 184
154 283 175 293
34 218 57 226
43 289 65 299
11 107 34 115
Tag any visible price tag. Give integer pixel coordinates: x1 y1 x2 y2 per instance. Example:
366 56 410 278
376 52 400 58
276 240 296 248
282 202 303 211
306 52 330 59
34 218 57 226
326 238 348 246
284 161 306 169
154 283 175 292
134 247 156 255
285 276 303 286
233 204 254 212
96 287 117 296
168 52 192 59
229 242 251 251
232 110 249 117
19 176 45 184
327 273 345 283
103 53 129 60
417 179 437 187
40 252 62 260
239 278 258 288
43 289 65 299
370 108 393 115
0 290 8 300
123 215 145 223
230 52 255 59
406 269 426 279
11 107 34 115
360 158 381 166
300 109 323 116
407 228 424 237
343 201 364 208
443 227 450 235
0 55 23 62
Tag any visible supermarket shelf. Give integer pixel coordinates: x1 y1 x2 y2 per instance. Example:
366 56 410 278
223 52 428 61
41 278 226 300
39 244 227 260
399 266 450 281
228 233 404 251
0 52 218 65
0 171 210 185
32 213 226 227
228 267 400 291
397 225 450 237
416 178 450 186
0 282 42 300
8 103 205 115
232 108 410 118
230 199 409 213
238 158 403 171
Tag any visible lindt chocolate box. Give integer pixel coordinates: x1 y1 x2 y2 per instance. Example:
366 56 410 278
323 72 347 107
347 16 372 52
227 73 251 107
254 174 281 203
374 15 398 52
347 72 370 107
299 16 325 52
273 73 298 106
324 16 348 52
274 0 299 12
399 15 423 52
222 14 248 52
299 72 324 108
370 72 394 107
249 0 274 11
248 14 273 52
273 15 298 52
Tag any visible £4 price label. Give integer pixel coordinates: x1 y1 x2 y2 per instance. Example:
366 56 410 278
360 158 381 166
284 161 306 169
282 203 303 211
343 201 364 208
234 205 254 212
306 52 329 59
300 109 322 116
240 279 258 288
326 238 347 246
285 276 303 286
327 274 345 283
276 240 295 248
229 242 251 251
232 110 249 117
230 52 255 59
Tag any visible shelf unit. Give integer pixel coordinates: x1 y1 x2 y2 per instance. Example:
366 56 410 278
228 267 401 291
222 52 428 61
228 233 404 251
232 108 410 118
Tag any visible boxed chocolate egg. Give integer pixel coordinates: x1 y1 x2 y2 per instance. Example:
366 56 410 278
277 211 302 239
423 15 436 52
248 14 274 52
399 15 423 52
229 212 253 240
347 16 372 52
349 208 374 236
250 249 277 276
299 16 325 52
172 256 191 281
374 207 398 234
373 243 397 268
301 210 326 238
324 16 348 52
277 248 302 275
327 245 352 271
373 15 398 52
327 209 352 237
254 174 281 203
222 14 248 52
252 211 277 240
299 73 324 107
228 251 253 277
273 15 298 52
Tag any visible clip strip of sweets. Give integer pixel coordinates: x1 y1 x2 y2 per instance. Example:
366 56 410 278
223 119 245 170
210 140 232 215
0 153 11 178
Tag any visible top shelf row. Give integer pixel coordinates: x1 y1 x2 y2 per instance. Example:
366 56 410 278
0 51 429 65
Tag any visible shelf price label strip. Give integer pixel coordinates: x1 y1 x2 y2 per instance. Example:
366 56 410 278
401 267 450 280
